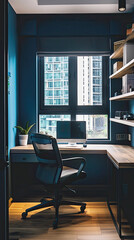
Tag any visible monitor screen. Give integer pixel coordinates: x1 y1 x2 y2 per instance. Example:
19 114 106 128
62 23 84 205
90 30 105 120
57 121 86 143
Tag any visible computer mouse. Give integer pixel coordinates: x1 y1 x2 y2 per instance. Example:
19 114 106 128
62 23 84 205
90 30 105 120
83 144 87 148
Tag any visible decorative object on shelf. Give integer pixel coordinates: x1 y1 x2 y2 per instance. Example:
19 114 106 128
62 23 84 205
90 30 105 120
15 122 35 146
123 113 134 120
118 0 126 12
121 89 124 94
114 92 118 96
126 23 132 36
8 72 11 94
115 111 128 120
113 61 123 73
114 39 125 52
123 42 134 65
122 74 134 93
115 111 134 120
129 86 134 92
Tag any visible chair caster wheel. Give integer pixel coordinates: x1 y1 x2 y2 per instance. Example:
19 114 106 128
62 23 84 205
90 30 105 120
80 204 86 213
53 220 58 229
22 212 27 219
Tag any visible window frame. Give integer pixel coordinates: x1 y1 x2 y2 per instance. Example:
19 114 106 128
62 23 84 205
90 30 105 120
38 54 109 141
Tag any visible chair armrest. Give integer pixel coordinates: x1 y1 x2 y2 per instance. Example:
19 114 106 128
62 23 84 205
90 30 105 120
62 157 86 176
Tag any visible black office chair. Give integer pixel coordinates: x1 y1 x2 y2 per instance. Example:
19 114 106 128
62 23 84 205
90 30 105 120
22 133 87 228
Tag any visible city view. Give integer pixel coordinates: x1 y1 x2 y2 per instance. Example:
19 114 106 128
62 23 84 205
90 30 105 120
39 56 107 139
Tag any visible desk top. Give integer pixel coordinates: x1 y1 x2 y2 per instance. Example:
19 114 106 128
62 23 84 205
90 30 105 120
10 144 134 169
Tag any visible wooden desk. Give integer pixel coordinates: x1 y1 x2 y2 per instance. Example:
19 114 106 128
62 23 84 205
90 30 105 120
11 144 134 169
10 144 134 238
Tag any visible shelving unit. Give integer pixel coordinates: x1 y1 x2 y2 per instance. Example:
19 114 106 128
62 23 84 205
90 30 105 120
110 32 134 59
110 118 134 127
110 91 134 101
110 59 134 79
110 33 134 129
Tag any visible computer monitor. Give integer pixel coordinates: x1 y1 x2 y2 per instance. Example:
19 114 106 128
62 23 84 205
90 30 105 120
57 121 86 143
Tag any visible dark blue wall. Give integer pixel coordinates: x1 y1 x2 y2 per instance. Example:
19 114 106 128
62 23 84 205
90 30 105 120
18 14 132 143
8 4 18 153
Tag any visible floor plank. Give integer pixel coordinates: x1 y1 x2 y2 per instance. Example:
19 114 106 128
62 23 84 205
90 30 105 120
9 200 120 240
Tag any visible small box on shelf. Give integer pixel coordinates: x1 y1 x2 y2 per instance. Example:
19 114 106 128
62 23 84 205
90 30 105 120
115 111 128 120
126 23 133 36
123 42 134 65
122 74 134 93
114 39 125 52
113 61 123 73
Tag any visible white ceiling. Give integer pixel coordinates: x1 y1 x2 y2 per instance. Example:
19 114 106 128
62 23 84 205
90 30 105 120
9 0 134 14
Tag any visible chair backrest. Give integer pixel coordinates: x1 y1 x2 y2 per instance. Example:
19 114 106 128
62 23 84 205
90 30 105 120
31 133 63 185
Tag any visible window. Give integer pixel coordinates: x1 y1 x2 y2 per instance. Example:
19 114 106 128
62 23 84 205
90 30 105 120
76 115 108 139
38 55 109 140
77 56 102 106
43 56 69 106
39 115 70 137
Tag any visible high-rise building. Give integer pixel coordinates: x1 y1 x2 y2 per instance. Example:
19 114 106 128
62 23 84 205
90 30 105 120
77 56 102 106
44 56 69 105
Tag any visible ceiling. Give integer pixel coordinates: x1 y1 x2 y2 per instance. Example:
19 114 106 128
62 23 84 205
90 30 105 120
9 0 134 14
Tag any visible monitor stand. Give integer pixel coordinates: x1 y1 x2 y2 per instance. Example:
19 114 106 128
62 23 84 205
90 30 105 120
68 142 77 146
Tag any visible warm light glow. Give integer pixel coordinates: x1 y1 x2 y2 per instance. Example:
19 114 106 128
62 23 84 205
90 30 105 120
119 7 126 12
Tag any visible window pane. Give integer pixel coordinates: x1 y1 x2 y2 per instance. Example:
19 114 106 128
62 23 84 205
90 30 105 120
44 57 69 105
39 115 70 137
77 56 102 106
76 115 108 139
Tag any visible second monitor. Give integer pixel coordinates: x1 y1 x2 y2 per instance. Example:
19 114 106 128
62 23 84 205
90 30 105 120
57 121 86 144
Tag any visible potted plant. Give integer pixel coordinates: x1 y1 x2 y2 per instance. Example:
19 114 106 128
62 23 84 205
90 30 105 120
15 122 35 146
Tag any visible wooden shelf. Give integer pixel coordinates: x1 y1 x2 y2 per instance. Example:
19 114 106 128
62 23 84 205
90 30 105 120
110 59 134 79
110 45 123 59
110 91 134 101
110 118 134 127
110 32 134 59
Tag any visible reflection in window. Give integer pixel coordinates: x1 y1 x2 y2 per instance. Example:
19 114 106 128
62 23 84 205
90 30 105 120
39 115 70 137
44 57 69 105
77 56 102 106
76 115 108 139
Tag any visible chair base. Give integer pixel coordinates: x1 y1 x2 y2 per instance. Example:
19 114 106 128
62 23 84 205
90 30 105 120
22 197 86 229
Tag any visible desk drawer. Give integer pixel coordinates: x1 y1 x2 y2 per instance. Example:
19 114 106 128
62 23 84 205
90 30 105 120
11 153 37 163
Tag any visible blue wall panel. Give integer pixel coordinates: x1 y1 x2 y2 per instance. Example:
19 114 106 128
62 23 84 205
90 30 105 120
19 18 37 36
38 16 109 36
19 37 36 138
8 4 18 152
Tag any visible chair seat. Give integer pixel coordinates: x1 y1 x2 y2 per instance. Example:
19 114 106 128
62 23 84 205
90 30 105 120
60 166 86 184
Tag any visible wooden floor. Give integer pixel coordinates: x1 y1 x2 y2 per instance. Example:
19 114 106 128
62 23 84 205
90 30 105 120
9 199 122 240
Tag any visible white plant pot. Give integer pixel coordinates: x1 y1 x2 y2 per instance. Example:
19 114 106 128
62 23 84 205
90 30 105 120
19 135 28 146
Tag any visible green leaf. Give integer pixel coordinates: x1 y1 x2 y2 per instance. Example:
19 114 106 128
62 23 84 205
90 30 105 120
26 123 35 134
25 121 29 131
15 126 26 135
